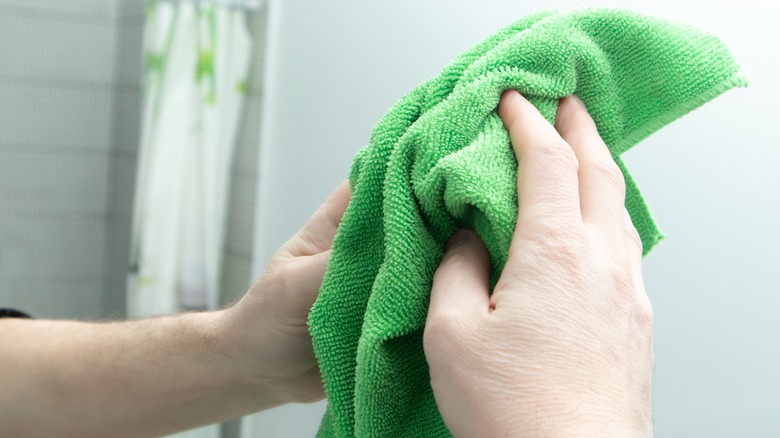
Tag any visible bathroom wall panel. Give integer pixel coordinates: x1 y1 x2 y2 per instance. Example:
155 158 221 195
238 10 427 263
0 151 109 214
0 0 121 20
0 13 116 86
218 8 268 310
0 212 107 279
0 274 105 319
0 0 141 320
0 84 113 149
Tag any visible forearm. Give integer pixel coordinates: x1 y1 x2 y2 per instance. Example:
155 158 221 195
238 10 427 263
0 311 277 437
511 405 653 438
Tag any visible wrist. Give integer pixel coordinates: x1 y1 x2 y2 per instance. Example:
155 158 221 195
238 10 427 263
211 308 291 409
216 275 327 407
507 400 652 438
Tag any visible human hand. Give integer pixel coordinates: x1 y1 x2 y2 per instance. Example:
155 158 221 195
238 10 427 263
423 91 654 437
0 182 350 436
218 181 350 407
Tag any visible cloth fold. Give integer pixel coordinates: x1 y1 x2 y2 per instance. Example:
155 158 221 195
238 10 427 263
309 8 745 437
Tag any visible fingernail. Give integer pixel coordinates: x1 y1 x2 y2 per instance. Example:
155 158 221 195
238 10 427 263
445 229 474 251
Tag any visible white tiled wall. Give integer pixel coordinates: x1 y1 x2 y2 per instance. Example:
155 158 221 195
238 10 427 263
0 2 267 436
0 0 144 319
0 85 113 147
0 0 266 329
0 0 122 18
0 152 109 212
219 7 266 307
103 2 145 318
0 13 117 84
0 2 265 436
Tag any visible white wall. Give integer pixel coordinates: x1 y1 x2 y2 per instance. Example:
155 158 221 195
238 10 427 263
250 0 780 436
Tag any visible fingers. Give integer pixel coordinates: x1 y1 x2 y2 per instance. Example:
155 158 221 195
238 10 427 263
555 96 626 239
284 180 351 257
623 208 648 303
623 208 643 260
497 90 582 244
428 230 492 323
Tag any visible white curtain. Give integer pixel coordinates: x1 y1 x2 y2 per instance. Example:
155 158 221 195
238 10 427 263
129 3 251 435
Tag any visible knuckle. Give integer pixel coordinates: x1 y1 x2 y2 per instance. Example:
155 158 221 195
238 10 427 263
422 318 441 349
424 311 467 349
635 295 655 330
433 254 467 284
556 104 592 139
255 260 285 294
514 220 589 269
528 219 588 250
587 160 626 193
610 259 636 308
624 221 644 254
529 139 579 172
274 260 306 302
275 261 295 290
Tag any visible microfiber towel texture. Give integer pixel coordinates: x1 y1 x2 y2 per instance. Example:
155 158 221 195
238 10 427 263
309 8 745 437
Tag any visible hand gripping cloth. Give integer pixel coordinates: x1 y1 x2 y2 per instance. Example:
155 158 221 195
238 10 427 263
308 8 746 437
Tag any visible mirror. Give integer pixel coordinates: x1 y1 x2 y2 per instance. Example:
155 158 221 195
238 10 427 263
0 0 267 322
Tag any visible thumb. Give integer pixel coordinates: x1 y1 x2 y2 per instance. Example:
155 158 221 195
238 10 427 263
428 230 492 321
274 249 331 324
282 180 351 258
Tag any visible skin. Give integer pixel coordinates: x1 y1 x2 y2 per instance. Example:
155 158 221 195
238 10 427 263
0 91 653 437
423 91 654 437
0 181 351 437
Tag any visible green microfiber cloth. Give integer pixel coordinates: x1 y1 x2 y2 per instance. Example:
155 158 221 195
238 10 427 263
309 8 745 437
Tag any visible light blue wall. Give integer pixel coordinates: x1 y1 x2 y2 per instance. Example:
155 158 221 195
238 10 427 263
250 0 780 436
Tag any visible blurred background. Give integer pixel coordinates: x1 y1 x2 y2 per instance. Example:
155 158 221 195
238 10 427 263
0 0 778 437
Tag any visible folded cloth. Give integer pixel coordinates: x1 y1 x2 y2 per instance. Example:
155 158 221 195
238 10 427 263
309 8 745 437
